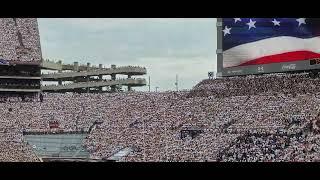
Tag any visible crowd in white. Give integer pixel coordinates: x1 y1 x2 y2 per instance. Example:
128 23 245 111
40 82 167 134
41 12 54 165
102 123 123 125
1 73 320 161
0 132 39 162
0 18 42 63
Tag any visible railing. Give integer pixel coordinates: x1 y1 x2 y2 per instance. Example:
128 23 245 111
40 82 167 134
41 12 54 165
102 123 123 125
0 88 41 92
42 78 146 90
41 60 146 72
42 66 147 79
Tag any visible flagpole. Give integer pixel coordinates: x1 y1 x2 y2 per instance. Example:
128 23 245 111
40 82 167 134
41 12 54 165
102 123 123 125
175 74 178 91
148 76 151 92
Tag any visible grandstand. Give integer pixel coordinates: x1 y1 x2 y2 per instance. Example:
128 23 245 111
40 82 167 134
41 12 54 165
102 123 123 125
41 60 147 93
0 18 42 100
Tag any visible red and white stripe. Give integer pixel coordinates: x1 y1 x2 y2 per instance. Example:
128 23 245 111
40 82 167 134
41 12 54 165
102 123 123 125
223 36 320 68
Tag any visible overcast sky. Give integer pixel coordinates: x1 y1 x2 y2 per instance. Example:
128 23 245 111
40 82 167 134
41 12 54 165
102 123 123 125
38 18 217 91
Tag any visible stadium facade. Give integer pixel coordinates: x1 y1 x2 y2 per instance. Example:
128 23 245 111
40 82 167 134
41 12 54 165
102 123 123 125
41 60 147 93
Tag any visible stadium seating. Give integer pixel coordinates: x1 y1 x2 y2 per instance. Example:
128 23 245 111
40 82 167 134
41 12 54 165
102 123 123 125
0 18 42 63
1 73 320 161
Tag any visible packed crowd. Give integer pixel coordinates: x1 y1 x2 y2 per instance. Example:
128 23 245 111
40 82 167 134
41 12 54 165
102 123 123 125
0 18 42 63
190 73 320 98
1 72 320 161
0 132 40 162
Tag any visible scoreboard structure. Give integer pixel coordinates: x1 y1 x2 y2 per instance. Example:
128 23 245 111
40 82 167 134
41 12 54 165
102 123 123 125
217 18 320 77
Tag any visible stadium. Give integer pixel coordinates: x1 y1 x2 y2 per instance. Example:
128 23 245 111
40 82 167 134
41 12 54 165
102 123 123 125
1 18 320 162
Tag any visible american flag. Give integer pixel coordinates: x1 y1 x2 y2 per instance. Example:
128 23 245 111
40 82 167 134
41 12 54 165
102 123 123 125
222 18 320 68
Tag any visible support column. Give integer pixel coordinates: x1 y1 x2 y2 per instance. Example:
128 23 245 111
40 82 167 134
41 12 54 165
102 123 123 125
74 62 79 72
111 65 116 92
99 64 103 92
127 75 132 91
86 62 91 93
58 60 62 71
111 74 116 80
73 62 79 87
58 68 62 85
86 75 90 93
87 62 91 71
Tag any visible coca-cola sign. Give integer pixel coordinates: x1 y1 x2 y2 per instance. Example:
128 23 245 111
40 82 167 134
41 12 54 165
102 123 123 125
282 64 296 70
